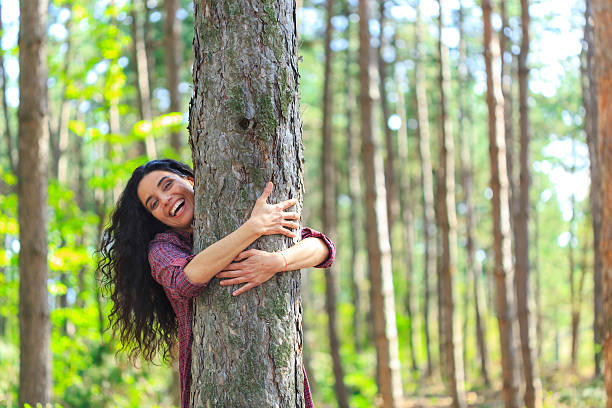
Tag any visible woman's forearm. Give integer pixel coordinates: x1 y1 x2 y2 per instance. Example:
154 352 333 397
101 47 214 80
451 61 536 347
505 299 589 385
184 219 260 284
280 237 329 271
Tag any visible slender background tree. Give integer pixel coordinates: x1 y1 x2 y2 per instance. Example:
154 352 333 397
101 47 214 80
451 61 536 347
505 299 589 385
482 0 521 406
17 0 51 405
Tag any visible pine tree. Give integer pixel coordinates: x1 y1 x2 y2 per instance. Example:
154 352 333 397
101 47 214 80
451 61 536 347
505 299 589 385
188 1 306 405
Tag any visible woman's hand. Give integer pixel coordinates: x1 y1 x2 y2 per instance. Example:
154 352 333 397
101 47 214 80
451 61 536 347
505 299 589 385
217 249 285 296
249 181 300 238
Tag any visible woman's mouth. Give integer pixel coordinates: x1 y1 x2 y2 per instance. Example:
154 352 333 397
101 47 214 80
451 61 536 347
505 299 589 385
171 199 185 216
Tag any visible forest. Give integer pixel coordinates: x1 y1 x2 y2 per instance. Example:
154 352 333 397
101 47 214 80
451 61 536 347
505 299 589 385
2 0 612 407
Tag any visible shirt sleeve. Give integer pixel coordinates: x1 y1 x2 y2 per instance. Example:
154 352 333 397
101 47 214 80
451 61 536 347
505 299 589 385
300 227 336 269
148 239 208 299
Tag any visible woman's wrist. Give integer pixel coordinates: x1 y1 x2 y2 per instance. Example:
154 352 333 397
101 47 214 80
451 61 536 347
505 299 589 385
277 251 288 272
245 217 263 238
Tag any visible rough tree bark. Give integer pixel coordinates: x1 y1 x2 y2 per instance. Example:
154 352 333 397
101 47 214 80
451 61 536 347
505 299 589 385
482 1 521 406
188 1 306 406
414 2 435 377
581 0 603 377
436 2 466 406
18 0 51 405
320 0 350 406
164 0 183 153
359 0 403 406
594 2 612 404
516 1 542 406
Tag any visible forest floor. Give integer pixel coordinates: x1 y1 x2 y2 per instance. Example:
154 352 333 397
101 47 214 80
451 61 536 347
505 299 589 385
400 367 605 407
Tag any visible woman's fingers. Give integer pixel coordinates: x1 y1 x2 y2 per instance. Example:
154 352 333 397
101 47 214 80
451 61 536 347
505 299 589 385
233 282 258 296
217 270 243 279
223 262 243 271
278 198 298 210
256 181 274 204
234 249 255 261
278 227 298 238
219 276 249 286
282 211 300 221
281 220 300 230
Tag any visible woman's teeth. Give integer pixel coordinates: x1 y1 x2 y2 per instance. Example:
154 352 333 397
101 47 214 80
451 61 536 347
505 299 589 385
171 199 184 216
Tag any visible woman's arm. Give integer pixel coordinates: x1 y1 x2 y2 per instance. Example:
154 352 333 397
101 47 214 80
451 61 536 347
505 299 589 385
184 182 299 284
216 237 331 296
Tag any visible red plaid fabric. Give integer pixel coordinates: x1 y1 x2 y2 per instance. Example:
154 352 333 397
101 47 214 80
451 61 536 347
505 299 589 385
148 227 334 408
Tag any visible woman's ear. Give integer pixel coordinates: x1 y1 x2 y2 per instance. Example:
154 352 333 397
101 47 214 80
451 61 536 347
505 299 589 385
187 177 194 187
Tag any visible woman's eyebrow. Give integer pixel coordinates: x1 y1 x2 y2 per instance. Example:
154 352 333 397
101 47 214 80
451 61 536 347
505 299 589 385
145 176 170 208
157 176 169 187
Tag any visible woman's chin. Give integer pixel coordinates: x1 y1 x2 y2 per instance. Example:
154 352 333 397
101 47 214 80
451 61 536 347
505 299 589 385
173 209 193 230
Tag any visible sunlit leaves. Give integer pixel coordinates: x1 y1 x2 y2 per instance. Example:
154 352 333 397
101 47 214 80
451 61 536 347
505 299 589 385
49 247 90 273
103 63 126 102
132 112 184 141
68 119 86 137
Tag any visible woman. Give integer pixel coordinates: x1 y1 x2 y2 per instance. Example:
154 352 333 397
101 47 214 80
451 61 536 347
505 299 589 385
99 159 334 408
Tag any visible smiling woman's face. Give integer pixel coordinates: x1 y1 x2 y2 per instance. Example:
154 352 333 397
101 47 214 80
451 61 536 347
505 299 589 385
137 170 195 231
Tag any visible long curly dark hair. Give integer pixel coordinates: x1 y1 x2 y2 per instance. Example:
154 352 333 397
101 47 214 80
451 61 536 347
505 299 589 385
98 159 194 363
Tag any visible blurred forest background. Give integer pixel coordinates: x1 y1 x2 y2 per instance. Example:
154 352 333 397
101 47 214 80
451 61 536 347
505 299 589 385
0 0 607 407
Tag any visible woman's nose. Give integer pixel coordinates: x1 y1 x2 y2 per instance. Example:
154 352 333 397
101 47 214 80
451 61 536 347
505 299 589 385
161 193 172 207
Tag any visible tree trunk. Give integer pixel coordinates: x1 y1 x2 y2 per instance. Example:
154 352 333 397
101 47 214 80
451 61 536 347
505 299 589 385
162 0 184 384
164 0 183 153
436 2 466 406
595 3 612 402
457 2 490 386
359 0 403 406
344 1 366 354
131 0 156 158
377 0 398 236
474 263 491 386
435 170 445 376
188 1 306 406
482 1 521 406
143 0 155 98
458 0 470 382
320 1 350 406
414 2 435 377
572 237 589 370
582 0 603 377
74 109 88 309
516 1 542 406
50 7 72 181
0 2 15 174
17 0 51 405
500 0 516 241
396 59 418 372
534 203 542 360
569 142 578 369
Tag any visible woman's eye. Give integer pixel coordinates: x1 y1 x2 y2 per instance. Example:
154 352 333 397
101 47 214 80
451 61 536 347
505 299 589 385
151 201 158 210
164 180 172 190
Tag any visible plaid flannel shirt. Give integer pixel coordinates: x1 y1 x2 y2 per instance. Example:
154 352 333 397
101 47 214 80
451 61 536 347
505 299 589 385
148 227 335 408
